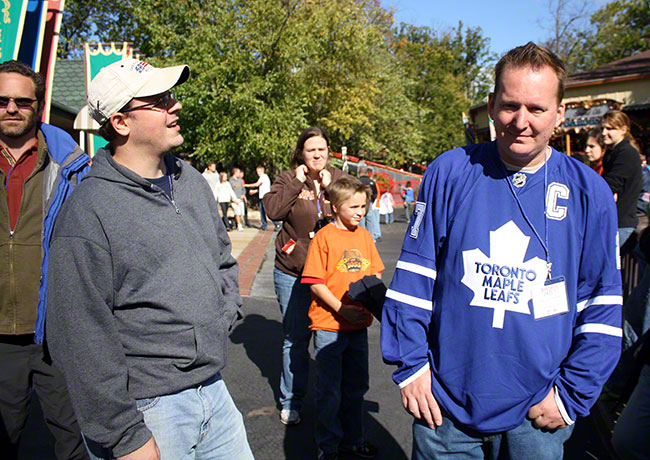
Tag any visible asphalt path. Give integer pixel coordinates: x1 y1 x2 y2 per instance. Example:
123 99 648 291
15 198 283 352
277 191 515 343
20 210 611 459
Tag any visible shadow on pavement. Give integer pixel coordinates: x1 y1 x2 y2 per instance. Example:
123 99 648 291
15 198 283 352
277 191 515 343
279 394 408 460
364 401 409 460
230 313 284 404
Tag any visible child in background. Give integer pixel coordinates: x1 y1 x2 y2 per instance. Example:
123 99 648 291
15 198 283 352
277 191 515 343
379 189 395 224
302 176 384 460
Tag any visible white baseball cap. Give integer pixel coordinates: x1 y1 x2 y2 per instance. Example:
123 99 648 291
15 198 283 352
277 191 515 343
87 59 189 126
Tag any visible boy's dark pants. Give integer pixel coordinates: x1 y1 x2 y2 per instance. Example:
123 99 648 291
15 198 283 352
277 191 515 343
314 328 369 454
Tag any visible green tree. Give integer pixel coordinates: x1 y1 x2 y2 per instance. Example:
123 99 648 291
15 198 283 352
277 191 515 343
58 0 491 170
94 0 307 172
540 0 650 72
391 23 491 163
586 0 650 67
444 22 494 105
288 0 420 166
58 0 136 58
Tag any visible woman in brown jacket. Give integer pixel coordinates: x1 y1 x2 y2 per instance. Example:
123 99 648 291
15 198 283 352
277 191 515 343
264 126 348 425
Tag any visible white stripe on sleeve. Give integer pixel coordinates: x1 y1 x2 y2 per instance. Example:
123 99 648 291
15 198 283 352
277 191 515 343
554 386 575 426
398 363 431 389
386 289 433 311
576 295 623 312
396 261 437 280
575 323 623 337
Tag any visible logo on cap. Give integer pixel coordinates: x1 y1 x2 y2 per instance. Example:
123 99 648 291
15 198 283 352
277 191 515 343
134 61 150 73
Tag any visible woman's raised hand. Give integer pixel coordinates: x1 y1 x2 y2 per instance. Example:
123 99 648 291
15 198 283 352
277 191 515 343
319 169 332 187
295 164 309 183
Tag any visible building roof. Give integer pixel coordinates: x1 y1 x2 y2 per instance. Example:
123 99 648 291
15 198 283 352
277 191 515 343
567 49 650 85
51 59 86 115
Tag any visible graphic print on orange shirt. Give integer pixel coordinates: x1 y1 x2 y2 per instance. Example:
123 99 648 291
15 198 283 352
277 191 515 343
336 249 370 273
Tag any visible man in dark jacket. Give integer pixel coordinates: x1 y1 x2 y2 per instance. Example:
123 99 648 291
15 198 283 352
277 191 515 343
47 59 253 460
0 60 89 459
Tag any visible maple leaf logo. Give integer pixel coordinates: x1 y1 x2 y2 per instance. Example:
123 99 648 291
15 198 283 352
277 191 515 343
461 221 547 328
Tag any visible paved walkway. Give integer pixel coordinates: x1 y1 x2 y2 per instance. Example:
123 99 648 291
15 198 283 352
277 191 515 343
227 209 277 296
233 228 275 296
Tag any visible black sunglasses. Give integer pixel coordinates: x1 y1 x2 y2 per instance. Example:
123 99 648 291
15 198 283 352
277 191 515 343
0 96 37 109
121 91 176 114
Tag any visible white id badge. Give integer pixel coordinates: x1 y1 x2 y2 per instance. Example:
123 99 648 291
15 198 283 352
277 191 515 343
531 276 569 320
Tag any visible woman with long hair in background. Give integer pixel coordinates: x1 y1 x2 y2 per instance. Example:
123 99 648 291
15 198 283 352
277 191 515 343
601 110 641 247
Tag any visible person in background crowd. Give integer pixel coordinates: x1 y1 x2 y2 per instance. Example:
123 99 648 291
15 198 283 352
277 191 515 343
202 161 219 195
584 128 606 175
246 165 276 230
0 59 90 460
230 167 247 231
358 166 380 242
401 181 415 222
46 59 252 460
379 188 395 224
217 171 240 231
637 152 650 218
381 42 621 460
370 174 382 239
237 168 252 227
264 126 348 426
601 110 642 247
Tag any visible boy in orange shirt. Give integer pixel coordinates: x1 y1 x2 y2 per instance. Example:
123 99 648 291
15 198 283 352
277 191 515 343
302 176 384 460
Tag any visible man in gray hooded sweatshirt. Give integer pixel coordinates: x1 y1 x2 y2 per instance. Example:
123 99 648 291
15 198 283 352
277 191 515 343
46 59 253 460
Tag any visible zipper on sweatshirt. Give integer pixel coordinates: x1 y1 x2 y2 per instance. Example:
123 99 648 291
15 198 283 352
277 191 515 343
170 188 180 215
166 172 180 214
148 182 180 215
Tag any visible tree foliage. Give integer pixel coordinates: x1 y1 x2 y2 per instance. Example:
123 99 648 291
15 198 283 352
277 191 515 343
59 0 493 171
540 0 650 72
586 0 650 67
59 1 136 58
391 23 493 164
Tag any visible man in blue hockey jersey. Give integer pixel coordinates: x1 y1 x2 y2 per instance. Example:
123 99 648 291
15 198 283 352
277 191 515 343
381 42 622 459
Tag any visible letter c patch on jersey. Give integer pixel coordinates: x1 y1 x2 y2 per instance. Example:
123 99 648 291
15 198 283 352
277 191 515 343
546 182 569 221
409 202 427 239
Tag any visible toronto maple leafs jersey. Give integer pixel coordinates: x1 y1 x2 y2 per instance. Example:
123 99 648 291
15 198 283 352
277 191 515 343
381 141 622 433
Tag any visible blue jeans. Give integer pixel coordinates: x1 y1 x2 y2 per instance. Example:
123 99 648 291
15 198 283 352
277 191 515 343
259 197 268 230
404 201 414 222
314 329 369 454
273 267 312 411
362 208 381 240
383 212 394 224
612 364 650 459
84 373 253 460
412 413 574 460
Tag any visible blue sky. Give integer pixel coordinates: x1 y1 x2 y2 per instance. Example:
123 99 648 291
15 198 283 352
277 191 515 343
380 0 606 56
